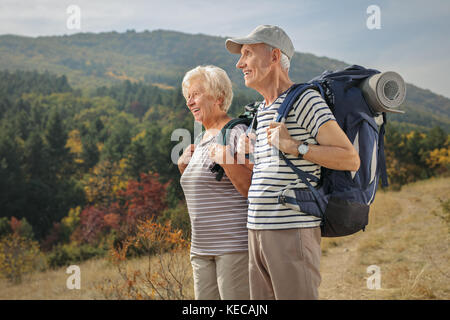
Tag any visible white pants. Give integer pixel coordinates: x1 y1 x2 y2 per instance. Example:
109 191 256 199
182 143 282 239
190 251 250 300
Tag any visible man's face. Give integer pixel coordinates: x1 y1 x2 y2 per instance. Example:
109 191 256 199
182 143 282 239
236 43 272 90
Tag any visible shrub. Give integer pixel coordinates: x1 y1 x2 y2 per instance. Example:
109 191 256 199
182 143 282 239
158 202 191 241
76 206 107 244
46 243 106 269
99 219 192 300
0 217 12 238
16 218 35 239
0 234 43 283
8 217 35 240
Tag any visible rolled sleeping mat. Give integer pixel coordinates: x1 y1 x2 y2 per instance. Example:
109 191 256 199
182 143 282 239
360 71 406 114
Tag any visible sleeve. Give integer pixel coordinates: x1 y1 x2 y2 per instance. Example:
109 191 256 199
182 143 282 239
292 89 335 138
228 124 248 155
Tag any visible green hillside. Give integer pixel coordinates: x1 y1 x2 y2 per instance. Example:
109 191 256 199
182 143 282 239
0 29 449 131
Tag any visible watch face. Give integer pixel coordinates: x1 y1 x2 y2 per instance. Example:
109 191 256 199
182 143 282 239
298 144 308 155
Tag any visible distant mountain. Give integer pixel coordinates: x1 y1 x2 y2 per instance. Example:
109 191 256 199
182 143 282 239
0 29 449 132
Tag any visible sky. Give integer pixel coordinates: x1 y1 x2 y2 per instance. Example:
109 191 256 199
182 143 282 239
0 0 449 98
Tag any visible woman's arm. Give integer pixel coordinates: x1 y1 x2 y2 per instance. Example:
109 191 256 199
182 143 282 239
209 144 253 198
220 156 253 198
178 144 196 175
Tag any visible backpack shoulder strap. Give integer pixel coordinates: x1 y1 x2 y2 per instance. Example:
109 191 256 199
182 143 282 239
273 83 328 207
212 118 250 181
219 118 251 145
276 83 321 122
378 114 389 187
194 131 205 145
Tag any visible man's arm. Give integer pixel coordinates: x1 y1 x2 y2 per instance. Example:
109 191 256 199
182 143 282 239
267 120 360 171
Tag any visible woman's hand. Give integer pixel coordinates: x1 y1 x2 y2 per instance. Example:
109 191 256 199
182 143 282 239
209 143 233 164
209 143 253 198
178 144 196 174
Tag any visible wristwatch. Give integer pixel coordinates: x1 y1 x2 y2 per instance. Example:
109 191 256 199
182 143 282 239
297 142 309 158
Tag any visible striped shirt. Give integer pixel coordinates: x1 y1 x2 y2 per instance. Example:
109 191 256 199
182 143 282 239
180 124 249 256
247 88 336 230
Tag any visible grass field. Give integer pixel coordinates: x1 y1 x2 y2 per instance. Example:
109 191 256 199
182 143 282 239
1 177 448 300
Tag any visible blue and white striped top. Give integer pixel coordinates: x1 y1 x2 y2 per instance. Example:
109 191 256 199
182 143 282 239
247 88 336 230
180 124 249 255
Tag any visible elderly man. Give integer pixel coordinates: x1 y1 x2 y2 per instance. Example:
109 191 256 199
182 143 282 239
226 25 360 300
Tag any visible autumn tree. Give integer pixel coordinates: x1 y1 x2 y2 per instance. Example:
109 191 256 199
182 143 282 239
118 172 169 229
83 160 129 207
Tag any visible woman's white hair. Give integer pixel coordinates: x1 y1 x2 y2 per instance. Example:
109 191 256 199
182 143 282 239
181 65 233 112
266 44 290 72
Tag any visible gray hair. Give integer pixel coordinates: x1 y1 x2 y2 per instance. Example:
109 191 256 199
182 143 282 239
266 44 290 72
181 65 233 112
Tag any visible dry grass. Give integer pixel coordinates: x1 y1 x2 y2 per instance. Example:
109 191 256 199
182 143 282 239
0 251 194 300
0 257 116 299
98 249 194 300
319 176 450 300
1 177 448 300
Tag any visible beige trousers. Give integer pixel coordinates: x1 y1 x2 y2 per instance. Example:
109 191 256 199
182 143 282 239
248 227 322 300
190 251 250 300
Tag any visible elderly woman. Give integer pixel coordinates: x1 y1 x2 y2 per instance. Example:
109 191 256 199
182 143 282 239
178 65 252 300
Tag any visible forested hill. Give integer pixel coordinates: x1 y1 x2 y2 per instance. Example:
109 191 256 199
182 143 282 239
0 63 448 263
0 30 449 131
0 30 349 94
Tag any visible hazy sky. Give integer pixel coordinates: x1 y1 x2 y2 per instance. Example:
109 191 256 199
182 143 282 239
1 0 449 98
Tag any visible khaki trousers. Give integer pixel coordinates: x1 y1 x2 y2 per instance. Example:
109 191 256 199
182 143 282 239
248 227 321 300
190 251 250 300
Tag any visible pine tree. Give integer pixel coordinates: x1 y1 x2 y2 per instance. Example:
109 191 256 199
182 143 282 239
24 131 48 180
81 135 99 170
44 109 72 178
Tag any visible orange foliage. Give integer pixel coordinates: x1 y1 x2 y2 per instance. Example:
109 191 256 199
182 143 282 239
118 172 169 228
104 213 121 230
102 219 191 300
10 217 21 234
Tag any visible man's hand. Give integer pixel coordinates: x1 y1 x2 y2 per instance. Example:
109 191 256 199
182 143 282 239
266 122 300 155
237 132 256 156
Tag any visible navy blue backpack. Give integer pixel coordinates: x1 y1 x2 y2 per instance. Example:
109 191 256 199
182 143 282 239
275 65 389 237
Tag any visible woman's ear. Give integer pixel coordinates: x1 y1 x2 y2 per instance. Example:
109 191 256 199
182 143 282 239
215 96 225 110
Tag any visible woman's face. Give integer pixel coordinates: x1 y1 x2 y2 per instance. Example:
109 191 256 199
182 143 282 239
186 80 221 124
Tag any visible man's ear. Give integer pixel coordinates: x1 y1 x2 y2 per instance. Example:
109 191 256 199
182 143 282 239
271 48 282 65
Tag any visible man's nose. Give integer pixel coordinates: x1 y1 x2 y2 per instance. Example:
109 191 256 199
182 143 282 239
236 56 245 69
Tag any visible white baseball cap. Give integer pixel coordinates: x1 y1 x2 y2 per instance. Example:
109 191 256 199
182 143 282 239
226 25 295 59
